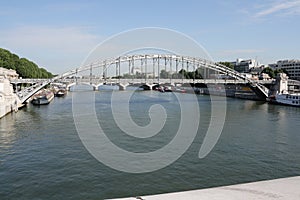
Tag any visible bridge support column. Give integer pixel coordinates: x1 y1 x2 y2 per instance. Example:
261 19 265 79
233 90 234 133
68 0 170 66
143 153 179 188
118 83 126 91
141 84 152 90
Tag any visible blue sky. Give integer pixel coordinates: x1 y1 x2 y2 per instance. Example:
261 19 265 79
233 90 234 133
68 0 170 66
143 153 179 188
0 0 299 73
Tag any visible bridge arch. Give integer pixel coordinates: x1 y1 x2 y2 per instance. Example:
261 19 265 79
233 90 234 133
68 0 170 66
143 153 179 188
67 82 97 91
55 54 269 97
16 54 270 103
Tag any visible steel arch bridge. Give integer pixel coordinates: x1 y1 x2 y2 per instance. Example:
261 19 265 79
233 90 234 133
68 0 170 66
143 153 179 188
16 54 270 103
58 54 249 81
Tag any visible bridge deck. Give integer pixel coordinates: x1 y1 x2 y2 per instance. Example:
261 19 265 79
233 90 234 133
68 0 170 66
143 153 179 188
9 54 282 101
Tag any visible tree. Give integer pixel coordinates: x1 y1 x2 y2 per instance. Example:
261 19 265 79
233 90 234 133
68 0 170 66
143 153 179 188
0 48 53 78
261 67 275 78
178 69 187 78
177 68 203 79
123 73 134 79
194 68 203 79
274 68 289 77
219 62 234 69
160 69 169 78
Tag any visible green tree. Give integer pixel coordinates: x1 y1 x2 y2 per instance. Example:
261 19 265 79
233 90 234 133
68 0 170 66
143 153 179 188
177 68 203 79
274 68 289 77
0 47 53 78
178 69 187 78
123 73 134 79
160 69 169 78
261 67 275 78
219 62 234 69
194 68 203 79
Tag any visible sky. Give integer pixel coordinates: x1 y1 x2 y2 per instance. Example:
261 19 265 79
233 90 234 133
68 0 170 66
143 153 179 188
0 0 299 74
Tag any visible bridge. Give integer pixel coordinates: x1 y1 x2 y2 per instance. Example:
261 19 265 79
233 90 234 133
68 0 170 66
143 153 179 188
13 54 271 104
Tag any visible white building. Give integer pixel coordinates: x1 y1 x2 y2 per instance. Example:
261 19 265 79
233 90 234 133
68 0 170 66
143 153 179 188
271 60 300 81
232 59 260 73
0 67 22 118
0 67 19 80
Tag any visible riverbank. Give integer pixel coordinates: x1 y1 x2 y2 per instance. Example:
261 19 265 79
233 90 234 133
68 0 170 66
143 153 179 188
178 83 262 100
112 176 300 200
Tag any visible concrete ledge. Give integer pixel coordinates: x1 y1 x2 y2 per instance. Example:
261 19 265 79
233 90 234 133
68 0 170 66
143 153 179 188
111 176 300 200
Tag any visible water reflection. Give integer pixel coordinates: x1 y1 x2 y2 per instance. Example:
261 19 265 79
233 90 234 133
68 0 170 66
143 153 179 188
0 113 17 150
267 104 300 158
239 100 267 111
0 92 300 199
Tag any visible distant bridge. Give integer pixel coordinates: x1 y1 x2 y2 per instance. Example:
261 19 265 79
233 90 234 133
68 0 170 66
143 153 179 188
61 78 274 91
13 54 272 104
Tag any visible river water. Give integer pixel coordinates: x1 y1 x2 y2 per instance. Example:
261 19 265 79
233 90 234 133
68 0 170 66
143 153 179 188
1 89 300 199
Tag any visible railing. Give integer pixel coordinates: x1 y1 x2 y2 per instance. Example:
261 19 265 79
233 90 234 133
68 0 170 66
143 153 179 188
18 79 52 103
12 54 279 102
10 79 48 84
62 78 274 85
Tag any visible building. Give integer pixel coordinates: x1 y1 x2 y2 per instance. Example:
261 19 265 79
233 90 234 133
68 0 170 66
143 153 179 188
0 67 19 80
270 60 300 81
0 67 21 118
259 73 271 80
231 59 260 73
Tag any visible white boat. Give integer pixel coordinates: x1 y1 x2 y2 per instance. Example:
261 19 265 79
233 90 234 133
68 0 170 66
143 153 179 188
268 93 300 107
31 90 54 105
163 86 173 92
54 89 67 97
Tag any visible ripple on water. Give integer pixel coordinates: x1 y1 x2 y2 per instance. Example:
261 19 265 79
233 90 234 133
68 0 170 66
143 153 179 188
0 92 300 199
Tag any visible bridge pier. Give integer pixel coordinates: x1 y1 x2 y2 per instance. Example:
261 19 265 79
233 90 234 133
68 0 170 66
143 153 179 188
12 54 273 102
66 83 75 91
66 82 96 91
118 83 127 91
140 84 152 90
95 83 104 90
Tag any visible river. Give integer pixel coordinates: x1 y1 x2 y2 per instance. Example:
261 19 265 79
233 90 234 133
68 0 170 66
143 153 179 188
1 89 300 199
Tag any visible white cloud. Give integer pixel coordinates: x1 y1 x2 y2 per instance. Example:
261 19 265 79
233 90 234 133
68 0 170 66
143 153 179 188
254 0 300 18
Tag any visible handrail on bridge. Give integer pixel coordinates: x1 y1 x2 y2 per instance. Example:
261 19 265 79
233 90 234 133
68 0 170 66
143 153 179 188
16 54 270 103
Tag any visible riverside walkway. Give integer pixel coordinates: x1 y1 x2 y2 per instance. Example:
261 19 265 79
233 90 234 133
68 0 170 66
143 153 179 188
112 176 300 200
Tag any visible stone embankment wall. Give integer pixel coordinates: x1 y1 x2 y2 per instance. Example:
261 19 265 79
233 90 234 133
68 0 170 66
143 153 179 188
0 78 21 118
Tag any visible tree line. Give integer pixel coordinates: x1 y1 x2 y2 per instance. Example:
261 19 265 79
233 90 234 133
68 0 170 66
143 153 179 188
261 67 288 79
0 48 53 78
119 68 204 79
